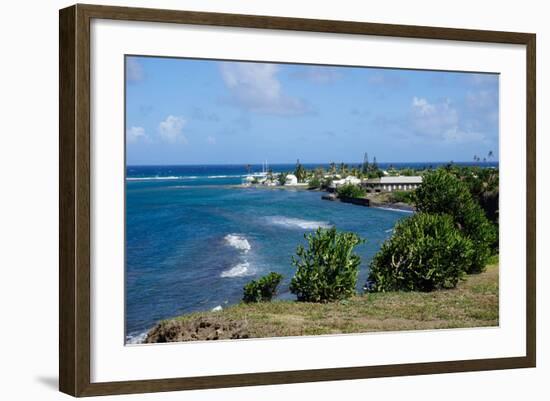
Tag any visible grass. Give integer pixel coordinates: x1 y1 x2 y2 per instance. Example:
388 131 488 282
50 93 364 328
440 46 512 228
148 262 499 342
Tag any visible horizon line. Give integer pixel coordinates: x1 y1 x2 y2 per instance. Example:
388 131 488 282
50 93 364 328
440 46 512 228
126 160 499 167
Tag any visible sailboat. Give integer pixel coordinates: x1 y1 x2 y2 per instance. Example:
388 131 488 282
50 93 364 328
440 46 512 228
242 160 269 185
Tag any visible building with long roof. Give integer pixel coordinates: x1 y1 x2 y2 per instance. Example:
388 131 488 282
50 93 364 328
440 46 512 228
364 175 422 192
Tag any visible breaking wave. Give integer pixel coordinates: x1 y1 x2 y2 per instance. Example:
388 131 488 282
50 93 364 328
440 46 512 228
220 262 253 278
375 207 414 214
127 174 245 181
266 216 332 230
125 331 148 345
126 176 198 181
220 234 254 278
207 174 245 179
224 234 251 253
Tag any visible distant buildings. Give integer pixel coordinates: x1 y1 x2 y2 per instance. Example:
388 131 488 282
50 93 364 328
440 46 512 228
242 169 423 193
364 176 423 192
328 176 362 190
284 174 298 186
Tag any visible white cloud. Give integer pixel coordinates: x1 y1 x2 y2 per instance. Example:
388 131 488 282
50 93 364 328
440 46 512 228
206 136 216 145
220 62 307 115
126 58 144 82
412 97 437 115
126 126 147 143
410 97 485 143
158 115 187 143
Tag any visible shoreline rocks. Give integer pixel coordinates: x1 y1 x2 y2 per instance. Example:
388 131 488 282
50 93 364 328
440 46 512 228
145 316 250 343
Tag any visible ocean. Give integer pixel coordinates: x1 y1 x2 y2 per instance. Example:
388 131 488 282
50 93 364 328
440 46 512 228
125 162 497 342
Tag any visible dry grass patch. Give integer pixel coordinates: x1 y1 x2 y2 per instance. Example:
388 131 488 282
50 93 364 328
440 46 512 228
146 263 498 342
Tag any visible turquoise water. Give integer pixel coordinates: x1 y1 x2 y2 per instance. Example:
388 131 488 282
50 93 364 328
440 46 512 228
125 164 438 341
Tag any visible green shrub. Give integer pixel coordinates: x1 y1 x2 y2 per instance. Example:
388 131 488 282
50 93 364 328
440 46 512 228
400 168 415 176
446 166 500 224
321 176 333 190
367 170 383 179
460 202 497 273
414 169 497 273
290 227 364 302
389 190 415 204
414 169 470 214
337 183 366 199
242 272 283 303
308 176 321 189
367 213 473 292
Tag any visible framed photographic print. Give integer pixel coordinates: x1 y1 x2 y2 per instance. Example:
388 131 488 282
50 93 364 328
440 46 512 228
59 4 536 397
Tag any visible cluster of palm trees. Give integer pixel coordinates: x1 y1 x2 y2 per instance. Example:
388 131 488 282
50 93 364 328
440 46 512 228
473 150 494 164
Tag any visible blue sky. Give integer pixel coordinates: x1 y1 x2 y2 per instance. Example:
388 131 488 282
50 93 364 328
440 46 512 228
126 56 499 165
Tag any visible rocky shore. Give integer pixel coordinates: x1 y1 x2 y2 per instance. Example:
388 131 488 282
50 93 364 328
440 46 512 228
145 316 250 343
368 201 415 212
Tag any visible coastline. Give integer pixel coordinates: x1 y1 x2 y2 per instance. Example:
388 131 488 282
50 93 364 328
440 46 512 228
137 262 498 344
125 177 408 337
368 201 415 212
125 164 497 340
234 184 416 212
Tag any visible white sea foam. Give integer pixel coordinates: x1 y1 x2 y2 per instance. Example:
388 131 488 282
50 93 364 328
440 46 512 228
126 176 180 181
125 331 148 345
224 234 251 253
220 262 252 278
266 216 332 230
207 174 245 179
127 174 248 181
375 207 414 214
126 176 199 181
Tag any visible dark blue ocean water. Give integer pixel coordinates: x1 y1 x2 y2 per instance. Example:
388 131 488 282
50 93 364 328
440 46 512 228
125 162 497 341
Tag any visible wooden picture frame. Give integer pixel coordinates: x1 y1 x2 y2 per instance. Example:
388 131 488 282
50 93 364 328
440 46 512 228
59 3 536 397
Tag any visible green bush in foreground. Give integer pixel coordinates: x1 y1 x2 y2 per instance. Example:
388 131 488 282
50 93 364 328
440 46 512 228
290 227 364 302
243 272 283 303
337 183 366 199
414 169 497 273
461 205 497 273
367 213 473 292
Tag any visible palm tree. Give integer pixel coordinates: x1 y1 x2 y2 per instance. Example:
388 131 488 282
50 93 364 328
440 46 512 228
371 156 378 172
339 162 348 176
362 152 369 174
294 159 307 183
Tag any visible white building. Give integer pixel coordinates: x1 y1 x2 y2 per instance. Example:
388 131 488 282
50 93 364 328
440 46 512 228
329 175 362 190
365 176 423 192
284 174 298 186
